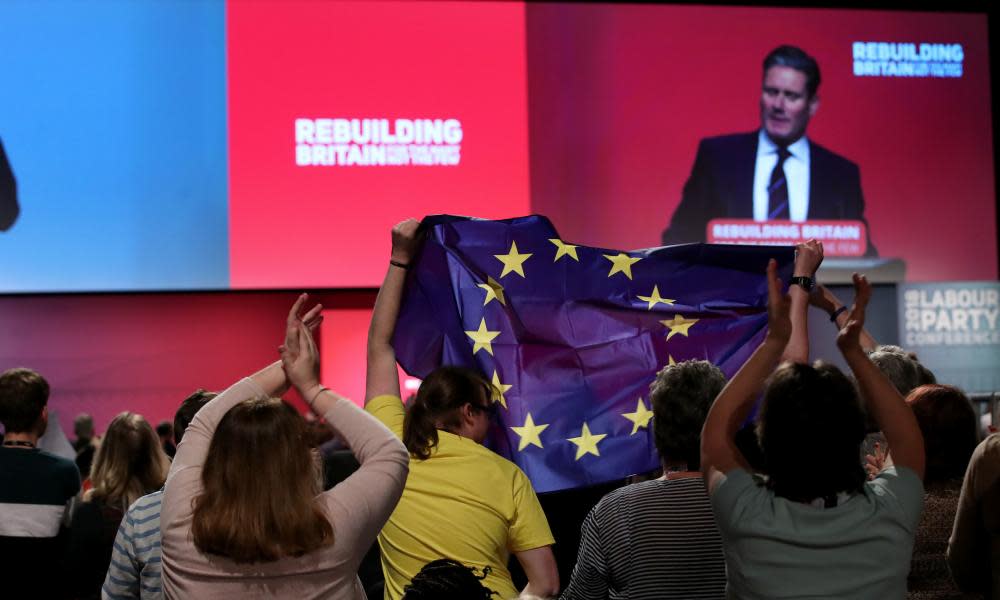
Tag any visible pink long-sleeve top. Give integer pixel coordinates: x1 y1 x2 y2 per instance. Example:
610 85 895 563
160 377 409 599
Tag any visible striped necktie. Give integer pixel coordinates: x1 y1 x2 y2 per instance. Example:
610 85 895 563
767 146 792 220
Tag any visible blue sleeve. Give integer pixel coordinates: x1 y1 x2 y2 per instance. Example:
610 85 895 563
101 512 141 599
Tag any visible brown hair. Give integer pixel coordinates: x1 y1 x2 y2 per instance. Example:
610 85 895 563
87 412 170 509
906 384 979 483
403 366 492 459
192 397 332 563
757 361 867 502
0 368 49 433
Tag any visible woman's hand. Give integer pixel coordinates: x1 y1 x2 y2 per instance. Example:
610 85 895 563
836 273 872 355
280 294 323 392
765 258 792 345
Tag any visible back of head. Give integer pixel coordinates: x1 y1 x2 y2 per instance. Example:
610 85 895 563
192 396 332 563
906 384 978 483
89 412 171 508
403 366 491 459
173 389 216 446
757 361 866 502
763 45 821 97
402 559 497 600
74 413 95 440
0 367 49 434
868 346 926 397
649 360 726 470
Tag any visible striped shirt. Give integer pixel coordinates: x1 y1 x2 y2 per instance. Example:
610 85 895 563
102 490 163 600
561 477 726 600
0 446 81 597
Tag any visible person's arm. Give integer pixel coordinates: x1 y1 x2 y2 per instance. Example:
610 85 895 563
102 515 141 599
837 274 924 479
166 360 285 480
559 507 609 600
662 139 716 245
516 546 560 599
782 239 823 363
946 436 991 593
702 259 791 494
366 219 421 404
281 298 409 555
810 283 878 352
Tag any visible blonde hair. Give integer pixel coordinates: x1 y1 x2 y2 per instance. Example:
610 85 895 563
87 412 170 509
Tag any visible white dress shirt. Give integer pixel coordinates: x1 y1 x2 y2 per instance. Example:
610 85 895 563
753 130 811 222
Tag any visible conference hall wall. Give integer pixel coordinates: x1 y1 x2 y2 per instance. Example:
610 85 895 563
0 1 993 433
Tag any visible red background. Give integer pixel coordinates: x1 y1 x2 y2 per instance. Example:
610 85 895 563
228 0 532 289
526 4 995 281
0 292 373 439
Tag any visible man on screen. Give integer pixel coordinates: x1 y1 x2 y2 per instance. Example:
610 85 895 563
661 45 877 256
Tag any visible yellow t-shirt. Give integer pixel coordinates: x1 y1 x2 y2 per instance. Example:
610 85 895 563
366 395 555 600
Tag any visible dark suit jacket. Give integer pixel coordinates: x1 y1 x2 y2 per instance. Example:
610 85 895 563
661 132 876 256
0 138 18 232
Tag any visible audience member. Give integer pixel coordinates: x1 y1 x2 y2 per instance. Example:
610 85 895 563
155 421 175 458
159 295 409 598
401 559 497 600
561 360 727 600
948 432 1000 598
74 412 98 478
365 219 559 600
701 265 926 597
66 412 170 599
869 347 935 398
74 413 95 452
899 384 980 599
101 390 215 600
0 368 81 598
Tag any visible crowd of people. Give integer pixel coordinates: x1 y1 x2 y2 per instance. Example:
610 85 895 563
1 220 997 600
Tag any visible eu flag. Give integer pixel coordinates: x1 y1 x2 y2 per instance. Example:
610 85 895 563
392 215 794 493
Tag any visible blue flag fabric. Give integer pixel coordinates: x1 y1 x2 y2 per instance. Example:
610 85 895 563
392 214 795 493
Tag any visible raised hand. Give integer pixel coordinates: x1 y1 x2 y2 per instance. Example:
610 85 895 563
280 294 322 392
765 258 792 344
391 218 421 264
794 239 824 276
836 273 872 353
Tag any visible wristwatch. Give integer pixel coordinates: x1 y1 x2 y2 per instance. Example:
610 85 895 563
789 275 815 292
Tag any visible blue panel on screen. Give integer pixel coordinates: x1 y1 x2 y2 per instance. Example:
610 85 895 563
0 0 228 292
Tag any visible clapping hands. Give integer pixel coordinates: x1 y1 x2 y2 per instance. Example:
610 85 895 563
279 293 324 392
836 273 872 354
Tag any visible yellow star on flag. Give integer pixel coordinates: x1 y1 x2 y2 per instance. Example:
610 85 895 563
511 413 549 451
549 238 579 262
567 422 608 460
491 370 512 409
603 253 642 280
637 285 675 310
495 241 532 278
622 397 654 434
668 355 677 366
661 315 699 341
477 276 506 306
465 318 500 355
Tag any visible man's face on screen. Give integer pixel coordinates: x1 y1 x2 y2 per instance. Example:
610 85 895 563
760 65 818 146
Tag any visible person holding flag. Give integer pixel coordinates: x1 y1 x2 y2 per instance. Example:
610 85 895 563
364 218 560 600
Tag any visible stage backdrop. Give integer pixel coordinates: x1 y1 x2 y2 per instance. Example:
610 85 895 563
0 2 992 292
527 4 995 282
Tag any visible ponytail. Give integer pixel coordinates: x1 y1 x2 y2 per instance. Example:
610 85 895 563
403 397 440 460
403 366 492 459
